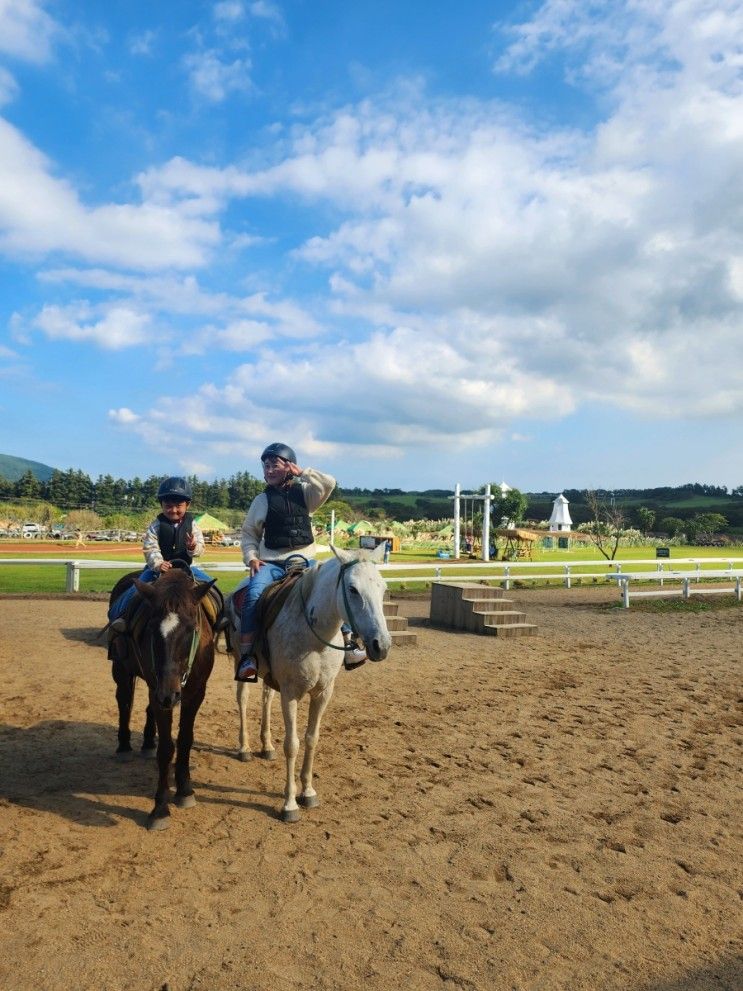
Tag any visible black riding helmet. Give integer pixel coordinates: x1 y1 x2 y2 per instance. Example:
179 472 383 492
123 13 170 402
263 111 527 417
261 442 296 464
157 476 193 502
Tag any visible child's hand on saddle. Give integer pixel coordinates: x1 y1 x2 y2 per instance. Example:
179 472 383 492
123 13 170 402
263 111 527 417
160 561 172 572
249 559 264 576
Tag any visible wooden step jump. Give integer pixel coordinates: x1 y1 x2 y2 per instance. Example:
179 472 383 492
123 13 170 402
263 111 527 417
429 582 537 637
383 596 417 646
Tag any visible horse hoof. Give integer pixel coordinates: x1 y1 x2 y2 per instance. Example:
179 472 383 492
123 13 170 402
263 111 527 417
298 794 319 809
238 750 253 763
281 807 301 823
140 747 156 758
259 749 277 761
174 794 196 809
147 815 170 831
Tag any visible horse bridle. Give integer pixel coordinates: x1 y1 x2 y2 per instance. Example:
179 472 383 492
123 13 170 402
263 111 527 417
129 618 201 688
299 558 364 652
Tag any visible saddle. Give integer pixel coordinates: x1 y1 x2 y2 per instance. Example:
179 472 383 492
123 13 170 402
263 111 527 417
246 564 307 691
107 577 225 661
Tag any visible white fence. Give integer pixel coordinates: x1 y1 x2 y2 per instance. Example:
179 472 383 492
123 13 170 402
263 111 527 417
3 556 743 595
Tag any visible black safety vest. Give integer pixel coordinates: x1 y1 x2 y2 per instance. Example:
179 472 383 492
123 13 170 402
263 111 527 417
264 484 313 551
157 512 194 565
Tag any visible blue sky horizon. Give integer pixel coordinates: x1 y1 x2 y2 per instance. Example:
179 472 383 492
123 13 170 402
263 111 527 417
1 1 742 494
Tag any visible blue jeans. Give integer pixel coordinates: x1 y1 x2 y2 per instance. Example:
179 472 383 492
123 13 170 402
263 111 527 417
108 565 212 622
238 559 351 639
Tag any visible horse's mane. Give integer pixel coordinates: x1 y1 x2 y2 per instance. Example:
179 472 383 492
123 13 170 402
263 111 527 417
288 550 375 607
150 569 200 614
291 559 323 602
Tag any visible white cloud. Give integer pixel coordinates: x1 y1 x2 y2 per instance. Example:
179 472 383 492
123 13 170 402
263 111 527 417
183 49 253 102
37 269 325 352
128 29 156 56
0 66 18 106
109 407 141 425
34 303 152 349
0 118 221 269
214 1 245 23
0 0 59 63
249 1 285 34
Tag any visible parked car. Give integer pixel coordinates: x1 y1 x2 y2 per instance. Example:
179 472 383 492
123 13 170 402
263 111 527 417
22 523 44 538
219 536 241 547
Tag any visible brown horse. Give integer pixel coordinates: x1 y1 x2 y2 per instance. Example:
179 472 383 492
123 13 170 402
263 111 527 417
107 567 217 830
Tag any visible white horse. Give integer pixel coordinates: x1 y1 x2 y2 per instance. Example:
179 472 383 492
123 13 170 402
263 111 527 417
225 543 392 822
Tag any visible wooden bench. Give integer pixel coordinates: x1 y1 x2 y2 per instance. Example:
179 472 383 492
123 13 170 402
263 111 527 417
606 569 743 608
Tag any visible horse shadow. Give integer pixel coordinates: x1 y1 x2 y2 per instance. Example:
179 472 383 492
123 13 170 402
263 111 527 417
60 625 108 646
0 718 282 828
646 958 743 991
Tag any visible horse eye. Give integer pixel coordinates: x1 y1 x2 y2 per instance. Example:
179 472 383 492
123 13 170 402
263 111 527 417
349 586 360 596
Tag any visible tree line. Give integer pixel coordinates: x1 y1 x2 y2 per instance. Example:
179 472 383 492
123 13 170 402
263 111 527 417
3 467 743 529
1 468 265 514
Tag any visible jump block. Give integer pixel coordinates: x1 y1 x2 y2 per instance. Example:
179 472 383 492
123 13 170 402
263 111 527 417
384 595 417 646
429 582 537 637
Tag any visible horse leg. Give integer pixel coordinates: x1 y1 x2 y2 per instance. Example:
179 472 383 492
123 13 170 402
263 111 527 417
112 654 135 758
236 681 252 761
148 705 175 830
259 682 276 760
142 702 157 756
279 694 301 823
298 686 334 810
173 684 206 809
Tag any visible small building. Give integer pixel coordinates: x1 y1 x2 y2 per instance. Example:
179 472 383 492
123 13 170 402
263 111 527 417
358 533 401 552
548 494 573 532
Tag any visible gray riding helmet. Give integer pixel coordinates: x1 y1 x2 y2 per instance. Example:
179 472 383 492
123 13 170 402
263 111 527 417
157 476 193 501
261 442 297 464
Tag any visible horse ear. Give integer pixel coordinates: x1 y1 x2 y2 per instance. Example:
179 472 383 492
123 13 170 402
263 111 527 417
134 578 156 600
193 579 217 603
330 544 351 563
369 541 386 563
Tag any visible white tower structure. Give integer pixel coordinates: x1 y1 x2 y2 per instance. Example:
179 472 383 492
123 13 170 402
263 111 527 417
549 494 572 532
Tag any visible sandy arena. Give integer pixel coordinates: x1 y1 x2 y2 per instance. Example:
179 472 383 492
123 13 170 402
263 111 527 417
0 588 741 991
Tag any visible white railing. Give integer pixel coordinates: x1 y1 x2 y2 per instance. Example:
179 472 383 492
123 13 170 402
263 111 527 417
606 569 743 608
3 556 743 593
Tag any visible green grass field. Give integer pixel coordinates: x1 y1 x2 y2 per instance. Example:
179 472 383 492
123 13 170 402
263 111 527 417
2 540 743 596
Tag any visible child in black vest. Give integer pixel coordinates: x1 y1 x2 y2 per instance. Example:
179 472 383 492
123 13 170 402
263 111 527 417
234 443 366 681
108 476 211 628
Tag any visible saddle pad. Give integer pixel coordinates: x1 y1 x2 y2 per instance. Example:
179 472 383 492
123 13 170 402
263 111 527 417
232 585 248 614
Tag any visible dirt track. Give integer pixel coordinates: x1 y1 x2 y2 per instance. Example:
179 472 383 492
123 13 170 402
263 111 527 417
0 589 741 991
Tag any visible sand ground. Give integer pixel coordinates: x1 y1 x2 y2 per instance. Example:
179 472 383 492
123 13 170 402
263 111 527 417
0 588 741 991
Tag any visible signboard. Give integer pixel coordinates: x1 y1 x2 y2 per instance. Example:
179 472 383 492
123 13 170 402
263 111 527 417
656 547 670 558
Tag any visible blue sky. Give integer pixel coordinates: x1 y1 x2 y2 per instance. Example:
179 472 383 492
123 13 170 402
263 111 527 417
1 0 742 493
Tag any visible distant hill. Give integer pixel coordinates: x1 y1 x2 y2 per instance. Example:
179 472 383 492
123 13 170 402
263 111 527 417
0 453 56 483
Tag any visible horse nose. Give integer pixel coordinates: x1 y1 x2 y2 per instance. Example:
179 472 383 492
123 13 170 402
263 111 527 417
368 637 389 663
158 690 181 709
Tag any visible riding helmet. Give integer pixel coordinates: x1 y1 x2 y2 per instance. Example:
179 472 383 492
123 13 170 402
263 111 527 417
261 442 296 464
157 476 193 502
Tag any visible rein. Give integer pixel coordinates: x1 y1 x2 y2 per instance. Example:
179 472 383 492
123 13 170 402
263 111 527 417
299 559 362 652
